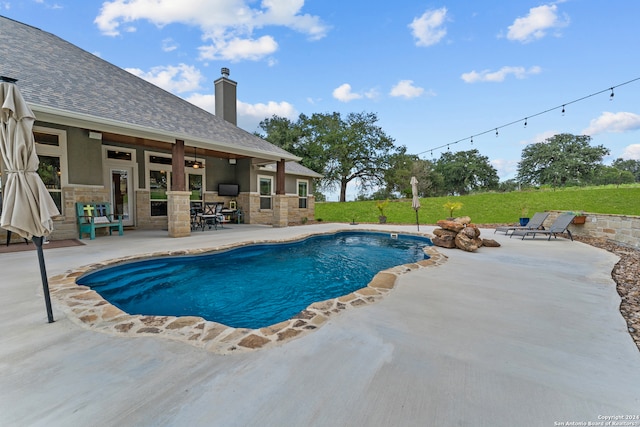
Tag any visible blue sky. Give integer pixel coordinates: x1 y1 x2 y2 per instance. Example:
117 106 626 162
3 0 640 200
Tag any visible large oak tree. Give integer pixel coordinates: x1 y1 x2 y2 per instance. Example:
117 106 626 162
517 133 610 187
433 149 499 195
259 112 403 202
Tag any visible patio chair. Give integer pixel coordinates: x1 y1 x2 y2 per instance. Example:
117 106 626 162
494 212 550 236
200 202 224 230
190 202 203 231
511 213 576 241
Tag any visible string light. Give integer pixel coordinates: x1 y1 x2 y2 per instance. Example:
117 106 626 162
470 136 473 145
416 76 640 157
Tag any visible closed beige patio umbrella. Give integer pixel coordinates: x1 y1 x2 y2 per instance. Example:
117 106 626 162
1 77 60 322
410 176 420 231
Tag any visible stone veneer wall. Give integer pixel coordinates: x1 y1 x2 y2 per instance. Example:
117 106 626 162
287 195 315 224
136 190 167 230
1 185 114 242
247 193 272 225
547 210 640 248
167 191 191 237
58 186 111 241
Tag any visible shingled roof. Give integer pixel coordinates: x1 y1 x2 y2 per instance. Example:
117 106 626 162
0 15 299 162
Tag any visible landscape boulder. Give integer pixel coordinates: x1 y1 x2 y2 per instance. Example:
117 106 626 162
454 216 471 225
431 218 500 252
436 220 465 233
455 232 479 252
431 234 457 249
482 238 501 247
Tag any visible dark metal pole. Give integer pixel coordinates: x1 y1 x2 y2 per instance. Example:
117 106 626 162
32 236 54 323
415 210 420 231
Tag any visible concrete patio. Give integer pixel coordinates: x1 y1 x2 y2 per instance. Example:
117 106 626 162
1 223 639 426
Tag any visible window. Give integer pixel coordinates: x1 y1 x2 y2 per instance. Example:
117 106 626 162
298 180 308 209
188 173 203 202
146 151 205 216
33 127 67 214
37 155 62 211
147 153 171 216
259 175 273 210
149 169 168 216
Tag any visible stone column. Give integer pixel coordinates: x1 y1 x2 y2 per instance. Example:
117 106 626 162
167 191 192 237
272 194 288 227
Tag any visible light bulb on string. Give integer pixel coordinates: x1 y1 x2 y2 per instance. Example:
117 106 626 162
414 77 640 160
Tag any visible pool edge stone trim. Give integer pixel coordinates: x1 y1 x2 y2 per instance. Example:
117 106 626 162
48 230 448 355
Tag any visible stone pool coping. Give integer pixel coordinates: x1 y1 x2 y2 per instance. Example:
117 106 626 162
48 230 447 355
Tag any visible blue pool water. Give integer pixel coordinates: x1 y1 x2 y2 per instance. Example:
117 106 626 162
78 231 432 329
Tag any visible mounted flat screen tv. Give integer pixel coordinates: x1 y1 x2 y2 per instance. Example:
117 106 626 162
218 184 239 197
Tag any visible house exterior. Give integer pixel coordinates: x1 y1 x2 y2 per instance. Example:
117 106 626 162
0 16 321 240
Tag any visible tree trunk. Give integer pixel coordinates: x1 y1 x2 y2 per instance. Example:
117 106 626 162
339 179 348 202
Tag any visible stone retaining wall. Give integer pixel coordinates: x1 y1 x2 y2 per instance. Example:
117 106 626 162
548 210 640 248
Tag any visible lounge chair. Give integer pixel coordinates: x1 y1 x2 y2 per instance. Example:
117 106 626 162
494 212 550 236
511 213 576 241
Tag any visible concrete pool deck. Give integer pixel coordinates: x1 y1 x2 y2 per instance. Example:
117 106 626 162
1 223 639 426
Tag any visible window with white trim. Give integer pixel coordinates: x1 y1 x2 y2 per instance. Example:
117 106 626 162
297 179 308 209
34 127 68 215
147 153 171 216
258 175 273 210
146 152 205 216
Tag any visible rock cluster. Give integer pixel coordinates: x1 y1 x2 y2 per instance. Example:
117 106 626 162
432 216 500 252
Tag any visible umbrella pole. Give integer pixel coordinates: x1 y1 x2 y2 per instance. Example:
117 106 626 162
32 236 54 323
415 210 420 231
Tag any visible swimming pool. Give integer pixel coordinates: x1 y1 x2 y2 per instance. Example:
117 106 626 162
77 231 432 329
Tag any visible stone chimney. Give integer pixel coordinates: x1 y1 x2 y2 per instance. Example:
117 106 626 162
214 67 237 125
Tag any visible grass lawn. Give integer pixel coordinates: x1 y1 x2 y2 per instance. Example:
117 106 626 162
314 185 640 224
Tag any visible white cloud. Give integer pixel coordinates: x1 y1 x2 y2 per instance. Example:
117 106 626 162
125 63 203 93
332 84 378 102
237 99 298 127
506 4 569 43
332 83 362 102
519 130 558 146
185 92 216 112
198 35 278 62
95 0 328 62
162 38 178 52
622 144 640 160
491 158 519 180
582 111 640 135
409 7 447 47
461 65 541 83
185 93 297 132
389 80 426 99
364 88 380 99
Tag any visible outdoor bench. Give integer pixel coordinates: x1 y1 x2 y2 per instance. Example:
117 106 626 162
76 202 123 240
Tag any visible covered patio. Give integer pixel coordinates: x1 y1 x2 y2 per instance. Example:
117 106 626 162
1 223 639 426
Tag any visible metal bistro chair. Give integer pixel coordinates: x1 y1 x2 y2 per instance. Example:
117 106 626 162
200 202 224 230
190 202 203 231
